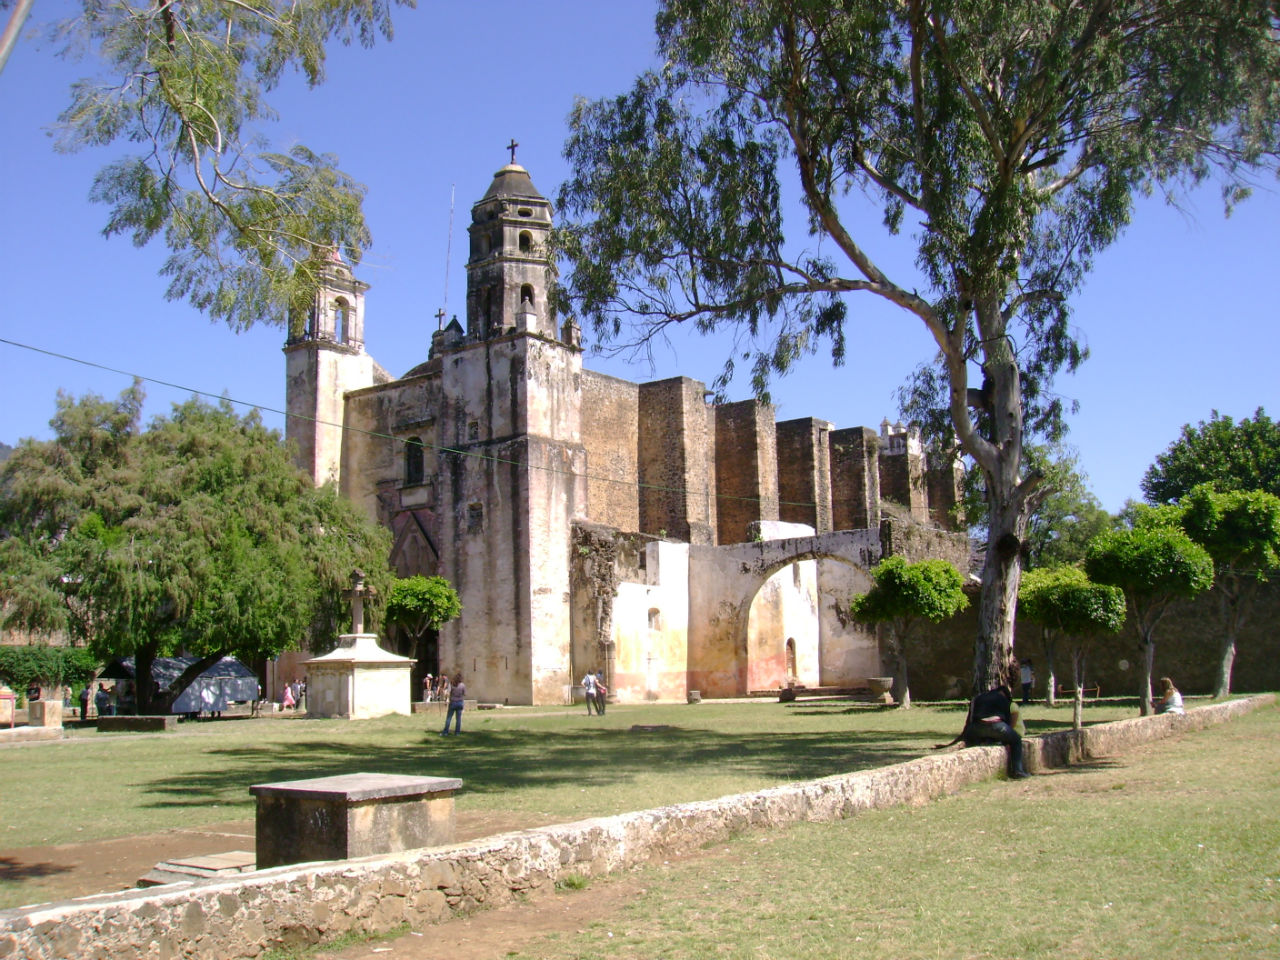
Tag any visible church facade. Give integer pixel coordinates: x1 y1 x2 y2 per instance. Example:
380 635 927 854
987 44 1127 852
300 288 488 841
284 161 967 706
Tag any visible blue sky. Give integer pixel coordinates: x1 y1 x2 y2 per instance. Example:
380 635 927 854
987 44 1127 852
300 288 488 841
1 1 1276 513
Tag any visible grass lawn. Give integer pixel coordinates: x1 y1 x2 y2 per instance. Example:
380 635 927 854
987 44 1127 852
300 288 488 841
2 698 1139 849
492 701 1280 960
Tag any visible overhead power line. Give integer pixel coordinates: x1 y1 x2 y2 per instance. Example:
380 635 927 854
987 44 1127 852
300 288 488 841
0 336 848 513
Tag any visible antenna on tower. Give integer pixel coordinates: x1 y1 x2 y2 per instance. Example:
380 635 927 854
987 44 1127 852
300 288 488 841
440 183 456 331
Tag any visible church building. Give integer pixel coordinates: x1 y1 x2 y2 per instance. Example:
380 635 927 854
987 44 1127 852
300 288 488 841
284 160 967 706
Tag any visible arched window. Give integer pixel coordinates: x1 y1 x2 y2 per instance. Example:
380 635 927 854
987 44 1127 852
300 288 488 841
334 298 350 343
405 437 424 486
518 230 533 253
520 284 535 305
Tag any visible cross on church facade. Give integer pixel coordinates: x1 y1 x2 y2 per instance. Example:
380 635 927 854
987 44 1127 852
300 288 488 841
507 138 519 164
435 308 446 331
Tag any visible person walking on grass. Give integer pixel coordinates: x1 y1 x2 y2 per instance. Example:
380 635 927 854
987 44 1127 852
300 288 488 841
582 670 599 715
442 673 466 736
594 669 608 715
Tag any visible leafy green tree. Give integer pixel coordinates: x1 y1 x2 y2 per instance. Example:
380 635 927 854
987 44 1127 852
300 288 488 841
554 1 1280 694
1142 408 1280 504
17 0 413 330
1179 483 1280 698
0 386 391 713
0 645 98 698
851 556 967 708
1018 566 1125 729
384 575 461 664
1085 524 1213 716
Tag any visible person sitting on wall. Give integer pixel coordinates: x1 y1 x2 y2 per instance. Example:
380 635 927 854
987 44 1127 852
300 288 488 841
936 683 1030 779
1154 677 1185 715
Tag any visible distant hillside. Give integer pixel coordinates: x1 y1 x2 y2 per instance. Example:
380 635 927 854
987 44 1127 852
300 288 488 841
0 441 11 464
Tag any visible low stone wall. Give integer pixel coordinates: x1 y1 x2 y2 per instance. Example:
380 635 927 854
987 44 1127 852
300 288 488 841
97 715 179 733
0 695 1270 960
0 726 62 745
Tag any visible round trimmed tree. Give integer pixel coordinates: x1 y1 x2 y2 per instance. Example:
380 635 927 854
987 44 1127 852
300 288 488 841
851 557 968 708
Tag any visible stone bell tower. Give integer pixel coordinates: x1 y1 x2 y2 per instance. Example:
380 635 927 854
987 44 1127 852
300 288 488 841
464 155 557 341
434 152 587 704
283 249 379 487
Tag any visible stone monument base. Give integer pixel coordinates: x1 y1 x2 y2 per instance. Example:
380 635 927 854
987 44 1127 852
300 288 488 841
250 772 462 869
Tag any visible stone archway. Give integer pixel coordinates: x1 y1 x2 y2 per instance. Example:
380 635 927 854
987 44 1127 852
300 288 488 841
686 528 883 698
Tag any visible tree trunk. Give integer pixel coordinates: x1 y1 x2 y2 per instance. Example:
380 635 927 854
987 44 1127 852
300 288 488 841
1214 577 1246 699
895 645 911 709
135 644 157 715
972 491 1028 693
1139 634 1156 717
1041 627 1057 708
1071 644 1086 731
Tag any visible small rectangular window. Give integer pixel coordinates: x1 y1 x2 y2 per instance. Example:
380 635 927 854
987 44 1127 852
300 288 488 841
467 502 483 532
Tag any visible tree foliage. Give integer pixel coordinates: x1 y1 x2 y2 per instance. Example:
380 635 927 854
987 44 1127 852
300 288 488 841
1179 483 1280 697
1084 522 1213 715
384 575 461 647
39 0 414 330
851 556 968 707
1142 408 1280 503
0 645 99 694
0 385 392 712
554 0 1280 694
1018 564 1124 728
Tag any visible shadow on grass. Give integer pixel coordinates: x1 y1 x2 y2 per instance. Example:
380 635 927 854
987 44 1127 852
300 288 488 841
136 724 935 811
0 857 73 882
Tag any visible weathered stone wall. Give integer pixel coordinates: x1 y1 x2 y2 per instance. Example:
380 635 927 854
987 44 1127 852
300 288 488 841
342 372 441 528
776 418 834 533
579 371 641 533
829 427 879 531
3 697 1267 960
924 454 965 531
817 559 879 686
714 400 780 545
911 580 1280 701
638 378 717 546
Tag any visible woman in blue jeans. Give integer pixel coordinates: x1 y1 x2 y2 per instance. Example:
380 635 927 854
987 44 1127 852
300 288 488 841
442 673 466 735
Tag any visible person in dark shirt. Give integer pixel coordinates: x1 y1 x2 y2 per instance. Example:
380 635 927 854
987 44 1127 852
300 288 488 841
963 684 1029 779
441 674 466 736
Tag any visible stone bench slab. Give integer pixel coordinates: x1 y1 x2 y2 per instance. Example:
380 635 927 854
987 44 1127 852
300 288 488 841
249 772 461 869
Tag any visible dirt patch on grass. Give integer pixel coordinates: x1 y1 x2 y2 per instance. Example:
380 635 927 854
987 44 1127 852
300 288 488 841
0 810 566 910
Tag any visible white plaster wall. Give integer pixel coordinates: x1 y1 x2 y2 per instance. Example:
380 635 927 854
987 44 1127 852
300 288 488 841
611 541 689 702
305 663 411 719
745 561 820 689
348 664 412 719
817 559 880 685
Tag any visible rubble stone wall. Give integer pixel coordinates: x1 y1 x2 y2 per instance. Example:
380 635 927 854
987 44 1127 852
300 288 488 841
1 696 1269 960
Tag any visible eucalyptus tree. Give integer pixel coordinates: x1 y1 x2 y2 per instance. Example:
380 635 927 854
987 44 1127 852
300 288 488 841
1179 483 1280 698
0 386 392 713
24 0 413 330
1018 565 1125 729
850 556 968 708
555 0 1280 693
1085 522 1213 715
